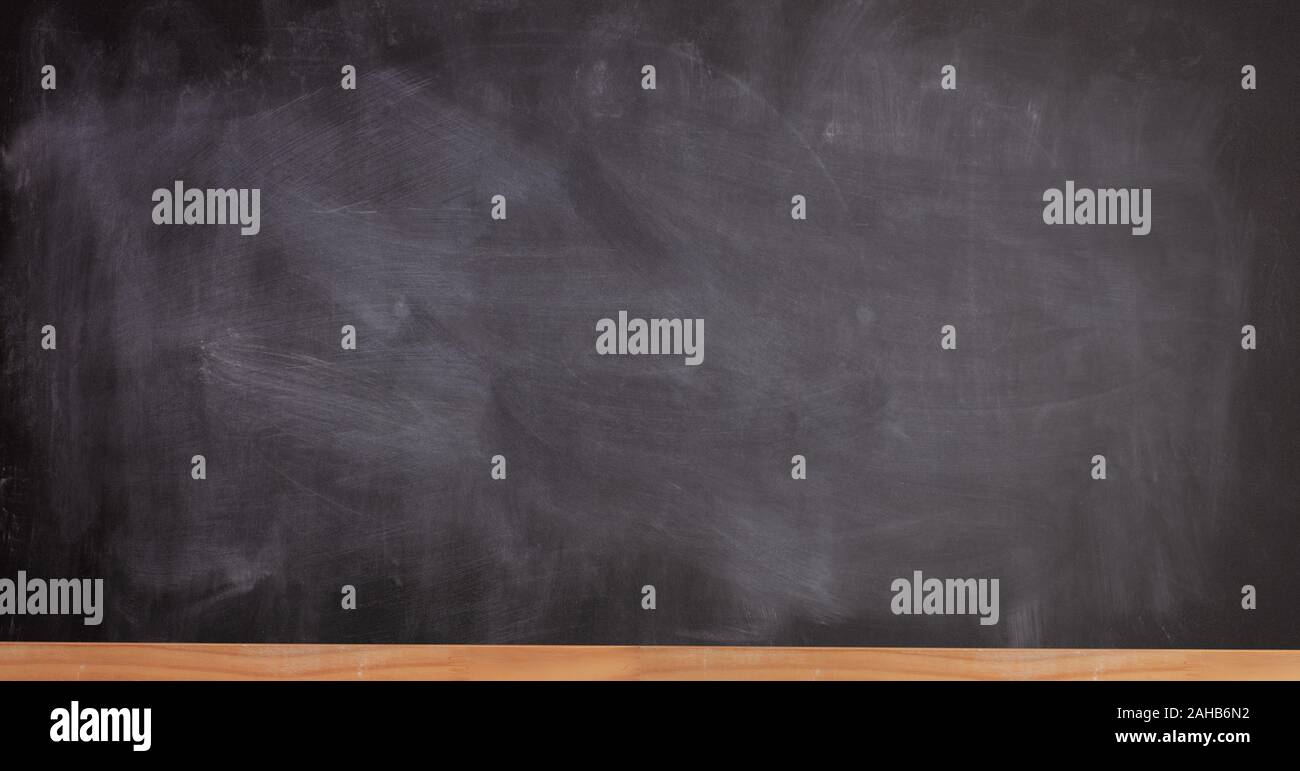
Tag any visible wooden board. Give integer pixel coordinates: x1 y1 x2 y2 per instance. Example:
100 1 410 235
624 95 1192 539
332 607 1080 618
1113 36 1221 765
3 644 1299 680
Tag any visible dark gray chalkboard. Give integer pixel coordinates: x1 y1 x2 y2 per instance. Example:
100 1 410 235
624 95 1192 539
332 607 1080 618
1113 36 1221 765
2 0 1298 646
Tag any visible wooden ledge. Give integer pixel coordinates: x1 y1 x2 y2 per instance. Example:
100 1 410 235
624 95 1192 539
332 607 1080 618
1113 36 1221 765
1 644 1298 680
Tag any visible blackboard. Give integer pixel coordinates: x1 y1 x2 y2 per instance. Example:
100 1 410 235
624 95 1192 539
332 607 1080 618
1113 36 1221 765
2 0 1297 647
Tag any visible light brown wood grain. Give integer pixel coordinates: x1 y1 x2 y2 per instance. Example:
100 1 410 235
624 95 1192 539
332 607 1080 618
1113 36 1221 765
1 644 1298 680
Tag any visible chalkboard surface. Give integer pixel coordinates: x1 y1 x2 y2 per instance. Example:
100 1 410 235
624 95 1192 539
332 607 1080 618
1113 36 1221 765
1 0 1297 647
